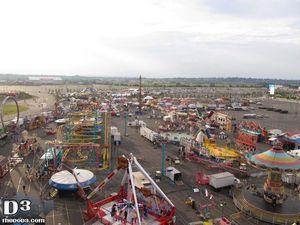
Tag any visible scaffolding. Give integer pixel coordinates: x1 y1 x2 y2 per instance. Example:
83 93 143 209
50 110 111 170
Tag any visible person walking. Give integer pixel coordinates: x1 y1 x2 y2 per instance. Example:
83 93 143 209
111 204 116 217
131 210 138 225
124 210 128 223
115 207 120 221
143 204 148 218
22 184 26 195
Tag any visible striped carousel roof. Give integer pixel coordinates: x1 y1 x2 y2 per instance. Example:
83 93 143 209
246 146 300 171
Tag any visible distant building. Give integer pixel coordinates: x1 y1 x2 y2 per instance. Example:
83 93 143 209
28 76 63 84
128 88 138 95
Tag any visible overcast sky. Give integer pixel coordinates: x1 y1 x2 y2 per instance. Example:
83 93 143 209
0 0 299 79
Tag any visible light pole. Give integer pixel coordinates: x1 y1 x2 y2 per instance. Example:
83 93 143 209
161 141 166 176
124 110 128 137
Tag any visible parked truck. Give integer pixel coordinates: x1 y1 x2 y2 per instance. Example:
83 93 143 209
140 126 159 143
113 132 121 145
166 167 182 184
111 126 121 145
208 172 235 189
166 156 181 165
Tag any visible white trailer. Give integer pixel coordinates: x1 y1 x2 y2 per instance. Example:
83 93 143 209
140 125 148 138
111 126 118 136
113 132 121 142
166 167 182 183
209 172 235 189
180 137 193 152
111 127 121 145
140 126 159 143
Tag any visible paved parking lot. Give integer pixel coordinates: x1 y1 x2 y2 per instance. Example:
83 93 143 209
228 98 300 132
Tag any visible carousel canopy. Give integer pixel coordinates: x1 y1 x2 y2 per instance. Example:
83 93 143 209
246 146 300 171
49 169 96 190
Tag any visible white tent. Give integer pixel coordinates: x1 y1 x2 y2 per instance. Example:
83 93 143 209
144 96 154 100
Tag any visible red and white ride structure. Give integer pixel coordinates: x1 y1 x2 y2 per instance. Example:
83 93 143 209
68 154 176 225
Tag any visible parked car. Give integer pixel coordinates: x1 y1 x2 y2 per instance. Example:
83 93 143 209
172 157 181 165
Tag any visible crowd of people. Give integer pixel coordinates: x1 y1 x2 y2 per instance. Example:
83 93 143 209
110 203 148 224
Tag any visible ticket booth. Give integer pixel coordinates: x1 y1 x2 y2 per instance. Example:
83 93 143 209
0 155 9 178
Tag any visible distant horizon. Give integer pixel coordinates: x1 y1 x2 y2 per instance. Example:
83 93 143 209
0 73 300 81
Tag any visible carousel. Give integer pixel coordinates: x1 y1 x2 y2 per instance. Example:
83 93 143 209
233 142 300 224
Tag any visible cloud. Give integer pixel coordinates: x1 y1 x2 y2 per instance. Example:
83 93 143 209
0 0 299 78
202 0 300 18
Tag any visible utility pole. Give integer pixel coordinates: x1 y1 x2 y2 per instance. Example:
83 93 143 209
138 75 142 114
161 142 166 176
124 105 128 137
124 112 128 136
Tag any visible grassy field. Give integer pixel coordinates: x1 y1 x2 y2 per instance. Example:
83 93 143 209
2 104 29 115
0 91 34 101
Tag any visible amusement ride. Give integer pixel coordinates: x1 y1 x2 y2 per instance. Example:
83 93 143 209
233 141 300 224
48 154 176 225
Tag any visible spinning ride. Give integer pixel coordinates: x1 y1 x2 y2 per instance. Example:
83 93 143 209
247 144 300 204
49 168 97 190
233 142 300 224
84 154 176 225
